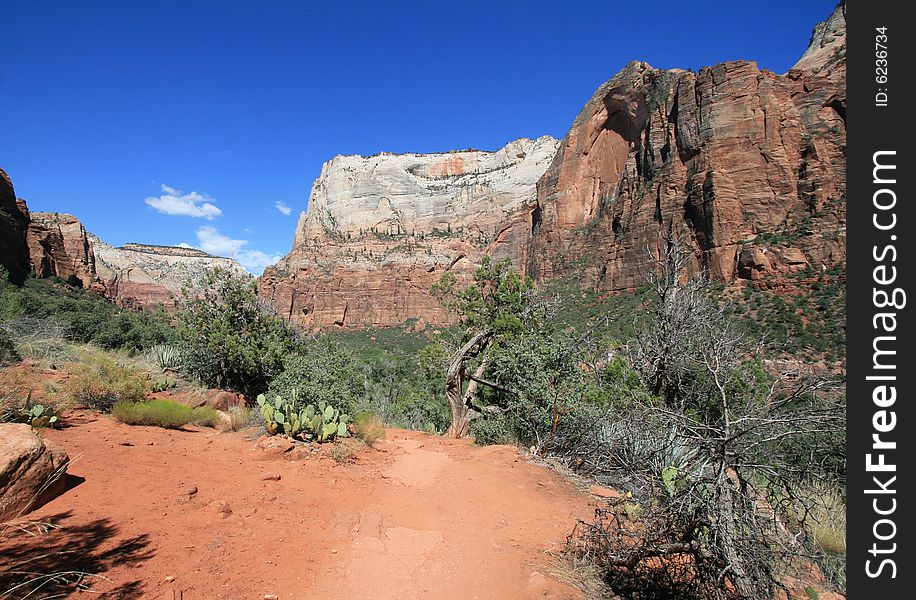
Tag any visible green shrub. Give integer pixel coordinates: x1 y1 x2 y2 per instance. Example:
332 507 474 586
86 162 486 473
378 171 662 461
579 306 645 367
191 406 221 428
176 267 299 397
64 355 149 411
266 340 361 415
352 412 386 446
111 399 193 428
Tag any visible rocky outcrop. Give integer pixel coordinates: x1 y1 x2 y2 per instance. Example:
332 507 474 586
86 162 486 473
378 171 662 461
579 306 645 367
8 197 245 310
27 212 104 290
0 169 31 283
0 424 70 522
259 137 559 328
90 237 246 310
261 5 845 329
525 4 845 292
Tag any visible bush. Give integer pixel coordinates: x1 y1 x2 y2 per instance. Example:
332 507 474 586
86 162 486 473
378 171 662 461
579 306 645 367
0 326 18 365
0 276 175 354
176 267 299 397
64 355 149 411
111 399 193 428
266 341 361 415
191 406 221 428
352 412 386 446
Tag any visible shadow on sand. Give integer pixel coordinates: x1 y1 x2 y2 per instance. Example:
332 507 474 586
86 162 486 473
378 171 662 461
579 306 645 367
0 510 153 599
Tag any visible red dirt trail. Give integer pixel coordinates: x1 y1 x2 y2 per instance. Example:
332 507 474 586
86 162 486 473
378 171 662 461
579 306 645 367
13 411 593 599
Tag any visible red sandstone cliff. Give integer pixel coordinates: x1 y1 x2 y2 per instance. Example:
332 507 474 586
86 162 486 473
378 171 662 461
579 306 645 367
260 3 845 329
0 169 31 283
1 191 245 310
525 3 846 291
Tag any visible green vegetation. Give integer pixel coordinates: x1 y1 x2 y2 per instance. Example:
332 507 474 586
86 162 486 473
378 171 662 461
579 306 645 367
256 393 350 442
191 406 222 428
175 267 299 397
63 354 149 411
111 399 194 429
728 271 846 362
0 273 175 354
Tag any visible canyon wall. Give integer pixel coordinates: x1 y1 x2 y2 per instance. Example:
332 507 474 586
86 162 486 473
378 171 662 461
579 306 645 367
259 137 559 328
0 169 31 283
526 3 846 291
90 237 245 310
262 4 845 330
1 191 245 309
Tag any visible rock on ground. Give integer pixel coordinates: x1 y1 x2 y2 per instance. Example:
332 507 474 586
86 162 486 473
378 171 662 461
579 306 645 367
0 423 70 522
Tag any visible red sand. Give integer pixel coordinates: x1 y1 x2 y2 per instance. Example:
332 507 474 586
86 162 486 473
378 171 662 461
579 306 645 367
14 410 592 599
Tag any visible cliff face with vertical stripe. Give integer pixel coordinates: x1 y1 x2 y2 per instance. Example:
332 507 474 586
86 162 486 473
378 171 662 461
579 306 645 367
525 2 845 292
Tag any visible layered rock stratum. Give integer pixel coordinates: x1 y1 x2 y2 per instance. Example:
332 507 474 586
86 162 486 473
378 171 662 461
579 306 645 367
262 3 845 329
259 137 560 328
0 169 31 283
89 236 246 310
0 191 245 309
526 3 846 292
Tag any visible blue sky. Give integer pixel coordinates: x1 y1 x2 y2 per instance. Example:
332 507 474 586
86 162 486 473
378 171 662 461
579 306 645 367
1 0 837 273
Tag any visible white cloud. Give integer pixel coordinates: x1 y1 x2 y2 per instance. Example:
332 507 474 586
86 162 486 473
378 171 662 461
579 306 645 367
145 184 222 220
274 201 292 216
193 226 283 274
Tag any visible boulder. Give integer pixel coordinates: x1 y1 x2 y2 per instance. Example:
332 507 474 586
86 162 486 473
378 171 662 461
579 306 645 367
0 424 70 522
206 390 246 411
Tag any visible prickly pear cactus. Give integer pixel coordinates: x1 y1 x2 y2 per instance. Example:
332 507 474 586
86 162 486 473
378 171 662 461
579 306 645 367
257 394 349 442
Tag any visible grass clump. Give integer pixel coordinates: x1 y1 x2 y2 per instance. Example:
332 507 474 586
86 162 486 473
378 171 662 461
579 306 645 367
227 405 255 431
111 399 193 429
191 406 221 429
329 438 365 464
351 412 386 446
64 355 149 411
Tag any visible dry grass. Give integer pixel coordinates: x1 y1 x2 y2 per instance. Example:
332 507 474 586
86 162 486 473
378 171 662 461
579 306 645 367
64 355 149 411
543 552 612 600
110 399 193 429
782 478 846 561
352 412 386 447
227 405 255 431
329 438 365 464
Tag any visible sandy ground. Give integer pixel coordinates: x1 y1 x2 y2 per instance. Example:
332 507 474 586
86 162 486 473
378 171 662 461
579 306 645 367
6 410 593 599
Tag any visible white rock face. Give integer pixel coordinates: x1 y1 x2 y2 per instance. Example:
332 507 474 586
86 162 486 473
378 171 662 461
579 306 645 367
90 235 246 309
260 136 561 328
294 136 560 246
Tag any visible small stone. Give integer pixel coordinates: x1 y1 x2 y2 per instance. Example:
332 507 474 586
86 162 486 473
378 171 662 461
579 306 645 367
588 485 623 500
261 472 281 481
164 575 175 583
179 485 198 497
264 595 279 600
